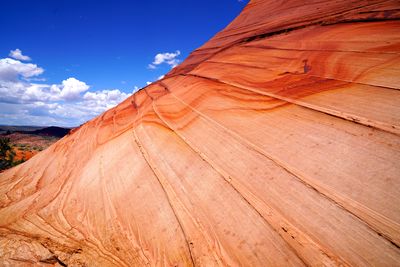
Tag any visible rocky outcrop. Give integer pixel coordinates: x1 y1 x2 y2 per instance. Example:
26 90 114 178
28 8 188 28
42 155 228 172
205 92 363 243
1 0 400 266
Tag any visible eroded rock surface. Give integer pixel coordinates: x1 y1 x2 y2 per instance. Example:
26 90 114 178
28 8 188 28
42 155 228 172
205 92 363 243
1 0 400 266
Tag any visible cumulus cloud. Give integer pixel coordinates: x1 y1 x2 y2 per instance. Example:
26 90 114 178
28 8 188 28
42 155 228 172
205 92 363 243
148 50 181 69
0 55 131 126
53 77 90 101
83 89 129 110
0 58 43 81
0 79 89 104
9 49 31 61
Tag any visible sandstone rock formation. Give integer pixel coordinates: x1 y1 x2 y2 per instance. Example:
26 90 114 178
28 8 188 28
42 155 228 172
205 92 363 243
1 0 400 266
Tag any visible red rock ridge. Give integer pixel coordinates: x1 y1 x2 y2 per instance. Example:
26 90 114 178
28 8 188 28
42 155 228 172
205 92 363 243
0 0 400 266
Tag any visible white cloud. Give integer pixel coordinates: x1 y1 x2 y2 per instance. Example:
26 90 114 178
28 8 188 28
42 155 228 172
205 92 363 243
148 50 181 69
83 89 129 110
0 55 131 126
23 83 58 102
0 58 43 81
26 77 46 82
58 77 90 101
146 81 152 85
9 49 31 61
158 75 165 80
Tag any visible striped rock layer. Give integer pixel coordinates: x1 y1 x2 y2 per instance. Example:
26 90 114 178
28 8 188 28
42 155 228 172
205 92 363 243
1 0 400 266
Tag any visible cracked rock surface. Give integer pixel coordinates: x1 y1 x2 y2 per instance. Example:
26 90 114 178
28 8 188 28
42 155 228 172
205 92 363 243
1 0 400 266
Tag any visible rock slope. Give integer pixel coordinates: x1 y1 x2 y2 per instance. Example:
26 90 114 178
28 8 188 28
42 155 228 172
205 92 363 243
1 0 400 266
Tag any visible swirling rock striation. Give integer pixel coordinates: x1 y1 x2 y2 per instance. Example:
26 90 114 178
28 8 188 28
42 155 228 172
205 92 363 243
1 0 400 266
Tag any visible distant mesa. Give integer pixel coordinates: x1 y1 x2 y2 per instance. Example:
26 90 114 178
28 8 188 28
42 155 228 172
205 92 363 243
0 125 71 138
22 126 71 138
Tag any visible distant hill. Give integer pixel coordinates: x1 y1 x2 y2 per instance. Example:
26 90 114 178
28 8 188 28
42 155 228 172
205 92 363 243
0 125 43 134
28 126 71 138
0 125 72 138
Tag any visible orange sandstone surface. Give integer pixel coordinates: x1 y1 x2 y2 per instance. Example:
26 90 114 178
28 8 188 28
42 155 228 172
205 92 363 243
1 0 400 266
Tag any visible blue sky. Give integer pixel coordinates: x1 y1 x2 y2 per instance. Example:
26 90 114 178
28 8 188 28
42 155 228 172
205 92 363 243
0 0 247 127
